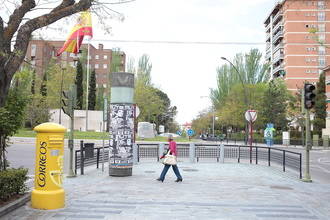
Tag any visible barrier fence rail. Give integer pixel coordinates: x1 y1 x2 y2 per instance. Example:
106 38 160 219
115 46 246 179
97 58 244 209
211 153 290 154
75 142 302 179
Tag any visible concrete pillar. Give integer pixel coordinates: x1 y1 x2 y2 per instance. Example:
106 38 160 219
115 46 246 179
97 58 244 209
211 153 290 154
109 72 135 177
189 143 195 163
159 143 165 157
133 143 138 165
220 144 225 163
323 135 329 148
313 134 319 147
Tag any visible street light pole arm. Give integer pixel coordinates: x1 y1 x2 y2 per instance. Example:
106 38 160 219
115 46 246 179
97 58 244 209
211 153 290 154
220 57 249 108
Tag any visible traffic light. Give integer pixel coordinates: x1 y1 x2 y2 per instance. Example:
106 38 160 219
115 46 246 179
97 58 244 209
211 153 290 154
61 85 76 118
304 83 316 109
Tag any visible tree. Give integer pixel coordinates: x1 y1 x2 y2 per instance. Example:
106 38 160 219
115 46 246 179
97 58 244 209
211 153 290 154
0 80 28 170
40 72 47 97
31 70 36 95
137 54 152 86
75 60 84 109
210 49 270 108
313 72 326 135
0 0 96 108
259 79 291 130
88 69 96 110
95 87 105 111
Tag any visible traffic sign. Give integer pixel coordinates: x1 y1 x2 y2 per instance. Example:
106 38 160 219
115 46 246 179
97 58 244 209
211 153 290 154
245 110 257 122
187 129 195 137
176 130 182 136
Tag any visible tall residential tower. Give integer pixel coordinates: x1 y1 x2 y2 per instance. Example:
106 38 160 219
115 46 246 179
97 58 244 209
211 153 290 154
265 0 329 91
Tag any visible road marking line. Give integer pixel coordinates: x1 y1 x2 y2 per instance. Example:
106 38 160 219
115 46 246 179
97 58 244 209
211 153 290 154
310 165 330 173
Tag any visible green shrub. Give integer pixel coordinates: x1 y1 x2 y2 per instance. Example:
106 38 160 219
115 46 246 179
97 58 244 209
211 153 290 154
0 168 28 201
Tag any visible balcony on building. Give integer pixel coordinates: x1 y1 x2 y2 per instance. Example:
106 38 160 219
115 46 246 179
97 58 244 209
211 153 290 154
273 21 283 34
272 64 284 77
273 49 284 63
273 42 283 53
272 30 283 44
272 11 283 26
266 32 271 42
265 50 271 60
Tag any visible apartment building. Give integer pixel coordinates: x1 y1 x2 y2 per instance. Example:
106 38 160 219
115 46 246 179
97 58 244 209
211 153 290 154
25 39 126 89
264 0 329 91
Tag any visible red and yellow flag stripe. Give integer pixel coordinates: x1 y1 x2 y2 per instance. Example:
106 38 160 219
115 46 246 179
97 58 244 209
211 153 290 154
57 11 93 56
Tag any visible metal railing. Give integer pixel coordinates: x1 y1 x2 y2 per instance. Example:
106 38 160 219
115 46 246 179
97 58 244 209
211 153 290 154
74 143 302 178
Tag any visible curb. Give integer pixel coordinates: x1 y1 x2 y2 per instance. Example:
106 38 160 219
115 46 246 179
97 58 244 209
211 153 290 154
0 193 31 218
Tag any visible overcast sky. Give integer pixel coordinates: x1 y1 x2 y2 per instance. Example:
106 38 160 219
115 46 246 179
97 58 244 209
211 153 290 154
46 0 277 124
98 0 277 124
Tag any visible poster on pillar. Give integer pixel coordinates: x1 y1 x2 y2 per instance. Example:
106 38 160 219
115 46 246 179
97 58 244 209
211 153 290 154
109 104 134 168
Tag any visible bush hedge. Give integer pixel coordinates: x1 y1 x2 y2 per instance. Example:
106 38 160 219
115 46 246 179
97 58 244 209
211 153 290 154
0 168 28 202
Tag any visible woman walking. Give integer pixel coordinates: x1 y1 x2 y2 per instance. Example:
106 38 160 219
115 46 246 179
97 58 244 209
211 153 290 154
157 135 183 182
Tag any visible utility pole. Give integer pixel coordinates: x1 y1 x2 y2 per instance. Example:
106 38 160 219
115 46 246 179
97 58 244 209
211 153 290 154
302 83 315 182
62 85 77 177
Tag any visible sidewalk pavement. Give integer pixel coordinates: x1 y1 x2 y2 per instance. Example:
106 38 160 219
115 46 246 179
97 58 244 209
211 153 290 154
3 162 330 220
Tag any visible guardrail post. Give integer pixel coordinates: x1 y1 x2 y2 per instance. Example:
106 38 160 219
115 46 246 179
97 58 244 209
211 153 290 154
96 148 100 169
74 150 77 174
299 154 302 179
220 144 224 163
256 147 258 165
268 147 271 166
159 143 165 162
80 140 84 175
133 143 138 164
238 145 240 163
283 150 286 172
189 143 195 163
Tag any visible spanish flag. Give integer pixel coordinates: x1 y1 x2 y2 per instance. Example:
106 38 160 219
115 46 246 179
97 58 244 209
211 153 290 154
57 11 93 56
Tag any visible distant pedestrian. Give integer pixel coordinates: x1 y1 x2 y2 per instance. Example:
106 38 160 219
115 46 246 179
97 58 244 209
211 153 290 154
157 135 183 182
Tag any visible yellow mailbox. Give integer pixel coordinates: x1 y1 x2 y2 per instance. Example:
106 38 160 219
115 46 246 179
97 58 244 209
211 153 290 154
31 122 66 210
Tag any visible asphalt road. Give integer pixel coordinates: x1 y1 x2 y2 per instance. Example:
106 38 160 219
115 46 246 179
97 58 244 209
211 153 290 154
6 141 330 184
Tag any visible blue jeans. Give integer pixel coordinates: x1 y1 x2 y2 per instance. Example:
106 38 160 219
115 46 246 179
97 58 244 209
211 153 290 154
159 164 182 181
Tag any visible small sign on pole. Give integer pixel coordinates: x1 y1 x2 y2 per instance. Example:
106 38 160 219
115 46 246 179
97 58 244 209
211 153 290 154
245 110 257 122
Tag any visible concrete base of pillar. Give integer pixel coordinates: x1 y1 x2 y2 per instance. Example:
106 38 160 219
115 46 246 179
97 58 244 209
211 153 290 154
109 167 132 176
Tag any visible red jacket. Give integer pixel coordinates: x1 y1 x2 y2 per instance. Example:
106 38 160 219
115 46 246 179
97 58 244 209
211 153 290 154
160 141 177 159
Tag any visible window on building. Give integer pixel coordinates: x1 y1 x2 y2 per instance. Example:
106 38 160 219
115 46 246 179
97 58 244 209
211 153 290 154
306 69 311 73
318 34 325 42
319 56 326 67
31 44 37 57
70 53 75 57
318 1 325 9
88 55 91 60
31 60 36 67
318 12 325 21
95 55 99 59
96 84 99 88
318 24 326 32
103 84 107 88
104 55 108 60
95 64 99 69
103 64 107 69
319 46 326 55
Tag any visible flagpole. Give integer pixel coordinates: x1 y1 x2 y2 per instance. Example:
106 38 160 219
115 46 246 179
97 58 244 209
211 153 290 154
85 38 90 131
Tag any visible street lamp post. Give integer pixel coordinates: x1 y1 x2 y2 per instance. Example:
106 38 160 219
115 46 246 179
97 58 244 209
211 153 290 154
59 67 66 124
200 96 216 137
220 57 253 151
